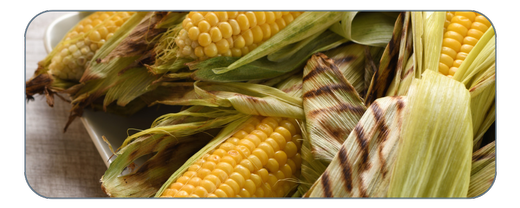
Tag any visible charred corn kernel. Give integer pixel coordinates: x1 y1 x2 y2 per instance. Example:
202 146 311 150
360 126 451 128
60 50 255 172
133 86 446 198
48 12 134 81
175 11 302 60
160 116 301 198
439 11 491 76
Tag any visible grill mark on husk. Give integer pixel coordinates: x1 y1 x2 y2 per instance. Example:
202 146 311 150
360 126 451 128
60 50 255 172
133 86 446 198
303 83 354 98
321 171 334 197
338 146 353 193
307 103 365 118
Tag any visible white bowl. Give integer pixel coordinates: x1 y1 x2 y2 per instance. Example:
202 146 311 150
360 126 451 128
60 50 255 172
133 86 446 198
44 12 179 167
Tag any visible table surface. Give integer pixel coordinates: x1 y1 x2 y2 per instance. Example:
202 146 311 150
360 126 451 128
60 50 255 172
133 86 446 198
25 12 108 198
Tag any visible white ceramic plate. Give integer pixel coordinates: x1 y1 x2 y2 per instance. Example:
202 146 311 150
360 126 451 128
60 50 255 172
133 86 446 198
44 12 180 167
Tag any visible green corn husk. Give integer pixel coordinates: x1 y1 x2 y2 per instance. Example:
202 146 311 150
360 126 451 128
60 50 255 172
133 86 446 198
100 106 246 197
304 96 407 197
330 12 398 47
468 141 495 198
387 70 473 198
191 30 348 83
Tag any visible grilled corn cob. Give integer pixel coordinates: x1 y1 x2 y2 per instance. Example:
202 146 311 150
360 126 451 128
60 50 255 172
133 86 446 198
439 11 491 76
174 11 303 60
159 116 302 198
48 11 134 81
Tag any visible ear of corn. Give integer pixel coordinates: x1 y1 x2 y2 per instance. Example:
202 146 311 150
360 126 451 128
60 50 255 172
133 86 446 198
387 70 473 197
213 12 343 74
26 11 136 101
156 115 302 197
190 30 347 82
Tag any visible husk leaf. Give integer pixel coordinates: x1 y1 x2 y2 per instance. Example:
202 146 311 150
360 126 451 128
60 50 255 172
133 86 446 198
411 11 445 76
323 42 384 98
365 12 408 106
302 53 366 163
146 81 304 120
468 141 495 198
387 70 473 198
453 27 495 86
330 12 399 47
304 96 407 197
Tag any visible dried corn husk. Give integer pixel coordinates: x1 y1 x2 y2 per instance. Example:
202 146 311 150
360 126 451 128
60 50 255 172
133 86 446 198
411 11 445 76
302 53 366 163
468 141 495 198
145 81 304 120
387 70 473 197
323 43 384 98
304 96 406 197
365 12 411 105
101 106 246 197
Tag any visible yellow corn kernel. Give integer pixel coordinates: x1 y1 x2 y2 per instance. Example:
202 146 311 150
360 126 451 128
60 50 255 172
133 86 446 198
160 116 301 198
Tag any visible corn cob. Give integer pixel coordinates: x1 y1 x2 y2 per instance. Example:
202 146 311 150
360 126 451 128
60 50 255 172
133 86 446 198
159 116 302 198
48 11 134 81
439 12 491 76
174 11 303 61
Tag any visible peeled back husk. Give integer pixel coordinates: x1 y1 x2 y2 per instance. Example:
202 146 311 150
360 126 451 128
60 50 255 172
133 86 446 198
100 106 246 197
